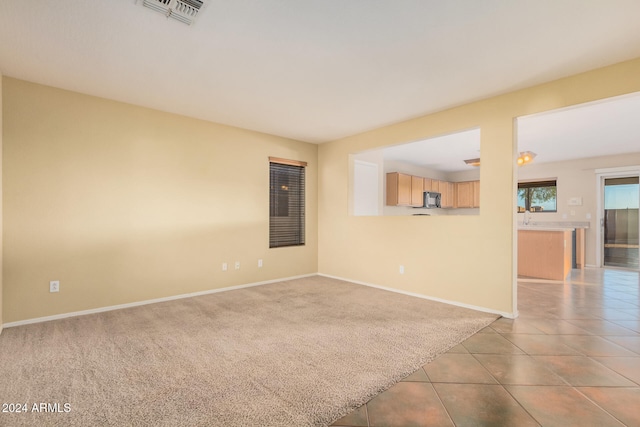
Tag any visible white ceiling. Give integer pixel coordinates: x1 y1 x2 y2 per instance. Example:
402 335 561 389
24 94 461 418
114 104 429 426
382 128 481 173
1 1 640 144
517 92 640 164
379 91 640 173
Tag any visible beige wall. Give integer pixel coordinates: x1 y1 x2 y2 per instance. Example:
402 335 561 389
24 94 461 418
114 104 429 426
318 57 640 316
3 59 640 324
518 152 640 267
2 78 318 323
0 73 3 333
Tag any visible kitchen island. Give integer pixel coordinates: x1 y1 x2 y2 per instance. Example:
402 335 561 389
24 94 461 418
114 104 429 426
518 223 588 281
518 228 573 280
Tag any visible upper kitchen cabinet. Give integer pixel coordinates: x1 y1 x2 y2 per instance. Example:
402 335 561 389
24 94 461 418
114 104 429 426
423 177 432 192
386 172 423 207
439 181 455 208
473 180 480 208
411 175 424 206
455 181 480 208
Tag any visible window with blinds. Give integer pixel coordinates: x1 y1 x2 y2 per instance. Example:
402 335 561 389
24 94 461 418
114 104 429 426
269 158 306 248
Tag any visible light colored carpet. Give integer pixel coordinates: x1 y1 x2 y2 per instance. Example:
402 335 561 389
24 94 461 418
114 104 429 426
0 275 498 426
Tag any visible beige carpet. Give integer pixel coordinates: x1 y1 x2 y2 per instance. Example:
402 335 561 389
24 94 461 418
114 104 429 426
0 276 497 426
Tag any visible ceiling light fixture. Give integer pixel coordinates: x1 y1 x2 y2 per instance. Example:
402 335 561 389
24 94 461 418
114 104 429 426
517 151 536 166
463 158 481 167
464 151 536 167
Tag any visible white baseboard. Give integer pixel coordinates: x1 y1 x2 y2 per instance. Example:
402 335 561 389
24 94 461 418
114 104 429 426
318 273 516 319
3 273 316 328
4 272 515 328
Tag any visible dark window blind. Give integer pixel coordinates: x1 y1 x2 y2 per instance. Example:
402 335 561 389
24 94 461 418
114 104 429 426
270 162 305 248
518 180 556 189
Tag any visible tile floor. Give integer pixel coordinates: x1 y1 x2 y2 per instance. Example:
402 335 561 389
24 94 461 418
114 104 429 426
331 268 640 427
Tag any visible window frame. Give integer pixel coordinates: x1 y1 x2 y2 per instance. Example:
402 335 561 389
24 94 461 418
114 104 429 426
517 180 557 213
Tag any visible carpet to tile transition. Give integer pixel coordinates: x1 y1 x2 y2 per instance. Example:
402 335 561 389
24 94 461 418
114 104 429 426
0 276 497 426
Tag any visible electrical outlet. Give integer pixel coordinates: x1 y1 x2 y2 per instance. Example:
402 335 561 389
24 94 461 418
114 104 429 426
222 263 228 271
50 280 60 293
399 265 405 274
235 261 240 270
258 259 263 268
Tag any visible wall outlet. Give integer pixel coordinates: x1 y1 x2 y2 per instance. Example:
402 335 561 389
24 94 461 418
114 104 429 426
399 265 405 274
235 261 240 270
222 263 228 271
258 259 263 268
586 213 592 219
50 280 60 293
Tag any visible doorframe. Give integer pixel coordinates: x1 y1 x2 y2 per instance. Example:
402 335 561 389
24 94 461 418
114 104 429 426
595 165 640 267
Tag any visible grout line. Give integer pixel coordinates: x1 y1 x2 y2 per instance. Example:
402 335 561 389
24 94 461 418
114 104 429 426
500 384 546 426
572 386 631 427
598 337 640 357
586 356 640 387
420 366 431 383
429 382 457 427
364 402 370 427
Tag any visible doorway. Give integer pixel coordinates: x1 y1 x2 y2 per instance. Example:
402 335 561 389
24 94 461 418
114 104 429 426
603 176 639 269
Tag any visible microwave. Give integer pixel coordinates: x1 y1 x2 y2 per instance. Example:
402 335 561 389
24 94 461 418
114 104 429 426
423 191 441 208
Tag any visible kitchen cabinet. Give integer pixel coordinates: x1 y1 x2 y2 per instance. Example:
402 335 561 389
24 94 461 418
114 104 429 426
518 229 572 280
411 175 424 207
455 181 473 208
473 180 480 208
455 181 480 208
387 173 478 210
439 181 455 208
386 172 423 207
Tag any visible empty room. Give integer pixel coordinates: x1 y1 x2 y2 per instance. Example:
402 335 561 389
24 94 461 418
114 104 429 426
1 1 640 426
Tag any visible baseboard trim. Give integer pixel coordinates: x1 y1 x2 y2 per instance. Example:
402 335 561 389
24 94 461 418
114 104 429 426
318 273 516 319
3 273 317 328
5 272 516 328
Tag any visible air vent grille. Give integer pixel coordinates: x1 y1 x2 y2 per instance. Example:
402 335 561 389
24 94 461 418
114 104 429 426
141 0 205 25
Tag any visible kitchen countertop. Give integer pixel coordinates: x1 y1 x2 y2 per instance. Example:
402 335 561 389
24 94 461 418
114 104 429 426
519 226 575 232
518 221 590 231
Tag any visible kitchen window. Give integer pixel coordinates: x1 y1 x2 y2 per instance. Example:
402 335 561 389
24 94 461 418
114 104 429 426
269 157 306 248
518 180 557 212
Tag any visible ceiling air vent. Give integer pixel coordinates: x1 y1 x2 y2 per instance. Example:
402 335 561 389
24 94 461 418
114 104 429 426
142 0 205 25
